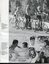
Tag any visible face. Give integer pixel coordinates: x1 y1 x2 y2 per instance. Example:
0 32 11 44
41 39 44 43
31 51 34 55
30 39 35 45
14 43 18 47
22 43 27 48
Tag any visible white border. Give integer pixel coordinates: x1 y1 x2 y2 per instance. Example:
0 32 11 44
0 0 9 63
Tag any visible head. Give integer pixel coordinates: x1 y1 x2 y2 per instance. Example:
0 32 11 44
40 39 44 43
12 40 18 47
29 47 36 58
41 52 44 57
30 36 35 45
30 48 35 55
38 36 44 43
10 40 18 50
22 42 28 48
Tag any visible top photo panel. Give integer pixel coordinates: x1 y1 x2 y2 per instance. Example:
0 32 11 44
9 0 49 33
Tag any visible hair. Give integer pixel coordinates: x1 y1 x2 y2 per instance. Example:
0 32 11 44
41 52 44 55
40 52 44 57
12 40 18 45
29 47 35 53
22 42 28 48
30 36 35 40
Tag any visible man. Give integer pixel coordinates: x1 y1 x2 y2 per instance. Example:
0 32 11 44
39 52 47 63
29 47 38 63
36 52 47 63
37 4 43 31
21 41 38 63
22 42 29 58
37 13 43 31
15 42 29 63
29 36 39 63
9 40 21 61
25 14 32 29
9 40 19 50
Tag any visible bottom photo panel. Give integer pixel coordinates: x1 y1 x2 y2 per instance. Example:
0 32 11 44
9 34 49 63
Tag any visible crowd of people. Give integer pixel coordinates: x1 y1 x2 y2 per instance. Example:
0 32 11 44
9 11 49 31
9 36 49 63
9 0 49 63
9 0 49 31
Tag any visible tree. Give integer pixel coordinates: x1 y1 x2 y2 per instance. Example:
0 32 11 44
27 0 38 16
44 0 49 21
9 0 22 14
46 0 49 9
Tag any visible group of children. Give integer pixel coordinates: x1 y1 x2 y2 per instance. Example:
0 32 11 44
9 36 49 63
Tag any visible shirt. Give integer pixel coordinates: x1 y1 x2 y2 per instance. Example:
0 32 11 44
14 47 29 63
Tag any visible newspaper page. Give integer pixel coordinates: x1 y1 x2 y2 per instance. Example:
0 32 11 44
0 0 49 63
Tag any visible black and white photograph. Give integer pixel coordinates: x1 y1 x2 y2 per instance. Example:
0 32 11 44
9 0 49 63
9 34 49 63
9 0 49 32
